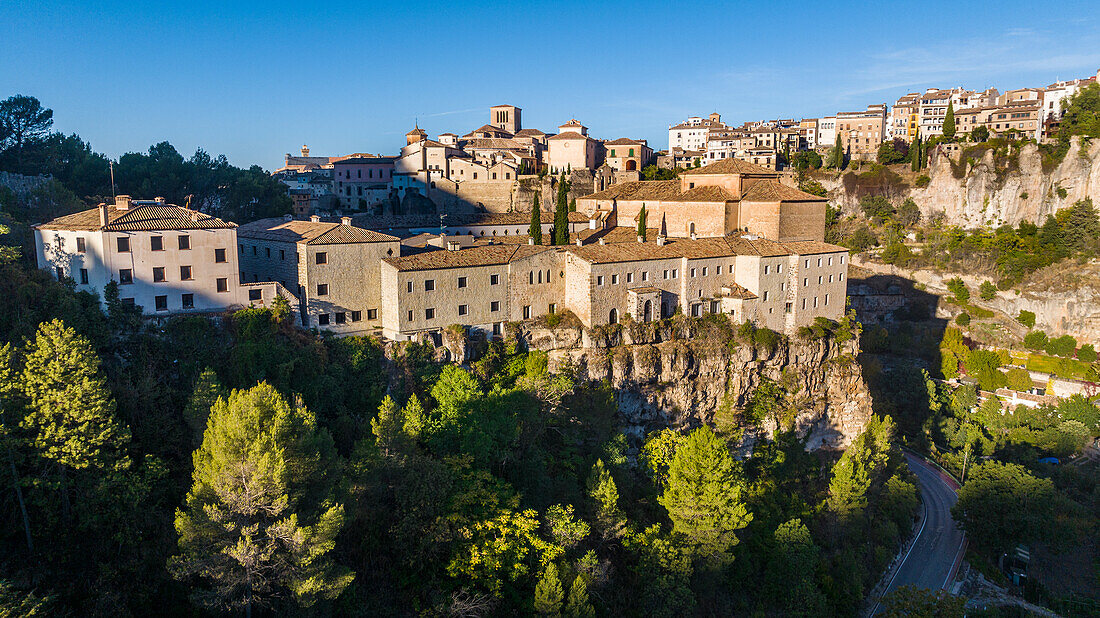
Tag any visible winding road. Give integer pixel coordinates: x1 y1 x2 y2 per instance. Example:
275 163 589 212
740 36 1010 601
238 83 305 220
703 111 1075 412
873 452 967 613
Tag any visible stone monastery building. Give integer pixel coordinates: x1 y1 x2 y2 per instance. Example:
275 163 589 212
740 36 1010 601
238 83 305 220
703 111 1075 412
35 159 847 340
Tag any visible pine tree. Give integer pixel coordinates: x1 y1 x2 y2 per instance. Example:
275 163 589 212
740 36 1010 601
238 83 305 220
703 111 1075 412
183 368 223 448
554 173 570 245
170 383 353 614
371 395 405 456
534 562 564 616
0 343 32 552
658 427 751 562
943 102 956 139
565 575 595 618
637 203 647 240
401 393 426 439
586 459 624 538
20 319 130 473
529 191 543 244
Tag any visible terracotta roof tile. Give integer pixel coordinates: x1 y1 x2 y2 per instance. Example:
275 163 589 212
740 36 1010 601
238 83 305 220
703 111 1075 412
582 180 735 203
740 179 826 202
680 158 775 176
547 131 591 141
779 240 848 255
38 204 235 232
237 218 399 244
384 243 552 271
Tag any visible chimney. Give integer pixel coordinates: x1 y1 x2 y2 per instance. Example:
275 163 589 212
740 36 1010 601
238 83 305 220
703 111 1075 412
528 237 535 245
574 237 583 247
598 237 606 246
301 145 310 157
190 210 200 222
283 214 293 221
154 196 166 204
447 241 461 251
690 231 698 241
98 203 108 227
657 213 668 246
310 214 321 223
341 216 352 226
115 195 132 210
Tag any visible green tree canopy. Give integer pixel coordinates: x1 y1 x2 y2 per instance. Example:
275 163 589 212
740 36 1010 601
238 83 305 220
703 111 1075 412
658 427 751 562
170 382 352 614
942 102 956 138
529 191 543 244
951 460 1056 555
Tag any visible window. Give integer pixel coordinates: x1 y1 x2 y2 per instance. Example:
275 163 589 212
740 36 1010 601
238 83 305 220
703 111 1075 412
690 268 696 277
458 276 467 288
523 305 531 319
152 267 166 282
56 266 64 280
813 296 818 308
316 252 327 264
597 276 605 286
549 303 556 314
366 309 376 320
663 270 669 279
152 295 167 311
119 268 133 284
490 273 500 285
76 237 86 253
825 294 830 306
702 267 708 276
817 258 822 267
425 308 435 320
763 291 769 301
818 276 823 284
407 310 413 321
407 281 413 293
252 245 257 255
672 269 678 279
785 302 792 313
245 288 261 302
829 274 834 283
216 277 228 292
777 264 782 274
182 293 194 309
491 301 500 312
335 312 346 324
318 313 330 325
265 247 270 258
279 249 285 260
317 283 328 296
79 268 88 284
121 298 134 306
804 259 809 268
117 237 130 252
764 265 769 274
151 235 164 251
642 271 649 282
538 271 543 284
828 256 833 266
178 235 190 250
176 265 192 281
838 272 844 282
529 271 534 284
458 304 468 316
840 255 845 264
215 248 227 263
424 279 435 291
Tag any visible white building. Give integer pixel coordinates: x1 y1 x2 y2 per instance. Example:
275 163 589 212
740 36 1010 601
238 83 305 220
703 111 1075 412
668 113 727 151
34 196 292 315
816 116 837 151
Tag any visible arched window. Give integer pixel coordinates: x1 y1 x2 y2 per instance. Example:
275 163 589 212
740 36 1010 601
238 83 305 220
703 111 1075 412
608 308 618 324
643 300 652 322
689 222 696 235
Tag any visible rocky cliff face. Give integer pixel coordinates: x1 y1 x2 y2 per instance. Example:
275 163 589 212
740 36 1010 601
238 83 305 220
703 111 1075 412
509 321 873 449
823 137 1100 227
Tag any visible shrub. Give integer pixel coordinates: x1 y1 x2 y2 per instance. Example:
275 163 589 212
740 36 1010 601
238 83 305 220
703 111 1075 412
1056 186 1068 199
956 312 971 326
946 277 970 303
1023 330 1048 351
978 280 996 301
1045 334 1078 358
860 195 894 220
844 225 879 252
1005 367 1033 391
1077 343 1097 363
1016 310 1036 328
1020 191 1028 200
753 327 783 354
914 174 931 188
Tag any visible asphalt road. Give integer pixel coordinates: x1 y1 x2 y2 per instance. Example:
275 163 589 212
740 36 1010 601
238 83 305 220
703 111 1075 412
876 452 967 608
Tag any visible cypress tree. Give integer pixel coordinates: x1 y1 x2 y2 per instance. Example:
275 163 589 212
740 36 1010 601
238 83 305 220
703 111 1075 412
565 575 595 618
554 173 570 246
529 191 543 244
943 102 956 139
170 383 354 614
637 203 647 240
569 197 577 213
534 562 564 616
830 134 843 169
911 132 922 172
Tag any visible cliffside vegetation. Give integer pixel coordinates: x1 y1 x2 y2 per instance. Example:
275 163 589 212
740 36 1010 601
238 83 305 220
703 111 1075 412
0 215 914 615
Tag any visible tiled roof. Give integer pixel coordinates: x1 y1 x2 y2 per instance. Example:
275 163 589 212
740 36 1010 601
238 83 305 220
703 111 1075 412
669 119 725 130
740 179 826 202
462 138 530 150
717 283 758 300
779 240 848 255
604 137 646 146
384 243 551 271
514 128 548 136
333 156 397 165
680 158 775 176
462 124 514 138
582 180 735 203
237 218 399 245
38 204 235 232
547 131 591 141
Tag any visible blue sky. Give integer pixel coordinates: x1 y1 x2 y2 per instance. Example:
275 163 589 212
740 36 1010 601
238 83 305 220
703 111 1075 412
3 1 1100 170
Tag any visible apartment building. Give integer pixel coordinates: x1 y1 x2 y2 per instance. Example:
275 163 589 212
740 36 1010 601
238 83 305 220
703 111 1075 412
816 116 837 152
332 156 396 210
668 113 727 151
835 104 887 160
34 195 290 315
889 93 920 141
236 215 400 333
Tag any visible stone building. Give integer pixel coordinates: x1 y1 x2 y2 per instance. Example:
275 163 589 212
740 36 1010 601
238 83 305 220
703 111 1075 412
332 156 396 210
576 158 826 242
603 138 653 172
236 215 400 333
547 120 600 172
34 195 292 315
836 104 887 161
